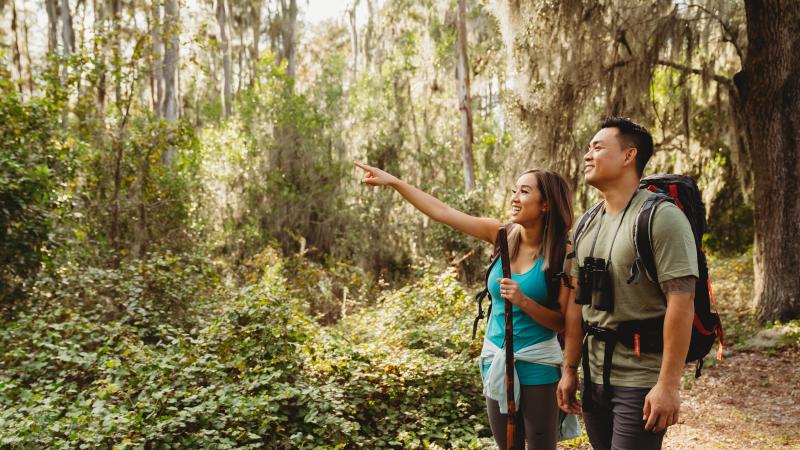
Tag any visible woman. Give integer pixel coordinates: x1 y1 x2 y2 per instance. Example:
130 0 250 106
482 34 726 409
354 161 575 450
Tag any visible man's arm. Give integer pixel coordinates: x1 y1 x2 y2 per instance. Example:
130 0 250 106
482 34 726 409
557 276 583 414
643 276 695 432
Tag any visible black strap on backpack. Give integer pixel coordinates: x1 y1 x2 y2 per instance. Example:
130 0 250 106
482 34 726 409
472 223 512 339
627 193 672 285
571 200 604 255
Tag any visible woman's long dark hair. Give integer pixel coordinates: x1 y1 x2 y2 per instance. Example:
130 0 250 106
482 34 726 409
507 169 574 275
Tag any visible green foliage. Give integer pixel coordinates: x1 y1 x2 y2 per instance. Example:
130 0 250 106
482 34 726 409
281 253 380 324
707 250 758 348
427 188 495 283
0 72 75 305
292 263 490 448
77 113 203 259
0 253 492 448
224 55 351 259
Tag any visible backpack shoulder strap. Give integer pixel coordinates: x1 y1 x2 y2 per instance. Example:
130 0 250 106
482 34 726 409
546 235 573 308
627 193 673 285
559 238 575 289
487 222 514 267
472 222 515 339
572 201 604 254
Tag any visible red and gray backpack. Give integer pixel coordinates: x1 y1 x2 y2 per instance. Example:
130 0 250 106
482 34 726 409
634 174 724 373
574 174 724 378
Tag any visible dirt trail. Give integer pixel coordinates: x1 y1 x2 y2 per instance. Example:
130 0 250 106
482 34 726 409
557 345 800 450
664 345 800 449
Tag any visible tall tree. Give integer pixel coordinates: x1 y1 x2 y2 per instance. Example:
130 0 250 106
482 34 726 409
111 0 122 107
162 0 178 122
735 0 800 321
150 0 163 112
456 0 475 192
60 0 74 61
22 12 34 93
280 0 297 80
60 0 74 123
93 0 107 110
364 0 375 68
161 0 179 166
46 0 58 54
10 0 24 93
348 0 359 80
250 0 262 84
216 0 232 118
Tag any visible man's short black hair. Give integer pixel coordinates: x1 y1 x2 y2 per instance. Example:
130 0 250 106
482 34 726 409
600 117 653 177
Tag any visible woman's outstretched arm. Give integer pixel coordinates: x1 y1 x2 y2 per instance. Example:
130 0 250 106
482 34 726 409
355 161 502 244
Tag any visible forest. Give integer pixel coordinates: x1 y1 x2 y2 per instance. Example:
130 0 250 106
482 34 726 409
0 0 798 448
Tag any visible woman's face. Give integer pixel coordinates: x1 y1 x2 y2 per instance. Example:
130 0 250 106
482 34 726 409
510 173 548 225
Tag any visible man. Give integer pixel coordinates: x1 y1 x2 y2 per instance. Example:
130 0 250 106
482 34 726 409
557 117 697 449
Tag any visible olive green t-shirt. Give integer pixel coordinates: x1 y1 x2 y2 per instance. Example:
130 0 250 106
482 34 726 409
571 189 698 388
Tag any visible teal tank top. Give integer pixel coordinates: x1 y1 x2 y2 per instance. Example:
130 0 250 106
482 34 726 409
481 256 560 385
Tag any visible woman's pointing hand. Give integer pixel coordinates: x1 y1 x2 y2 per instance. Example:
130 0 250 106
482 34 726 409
354 161 399 187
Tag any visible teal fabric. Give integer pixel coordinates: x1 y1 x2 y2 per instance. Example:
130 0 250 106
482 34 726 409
480 256 560 386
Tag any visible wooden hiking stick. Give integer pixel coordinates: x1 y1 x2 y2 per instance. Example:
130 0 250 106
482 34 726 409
497 227 516 449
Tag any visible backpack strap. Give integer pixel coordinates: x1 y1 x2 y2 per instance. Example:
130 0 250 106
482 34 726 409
572 201 604 256
557 239 575 290
472 223 514 339
545 236 573 308
472 289 491 339
627 193 673 285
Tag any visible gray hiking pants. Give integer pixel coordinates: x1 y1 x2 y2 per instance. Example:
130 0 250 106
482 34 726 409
485 383 559 450
582 382 666 450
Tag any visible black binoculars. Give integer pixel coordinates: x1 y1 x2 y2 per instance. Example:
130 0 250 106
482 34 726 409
575 257 614 311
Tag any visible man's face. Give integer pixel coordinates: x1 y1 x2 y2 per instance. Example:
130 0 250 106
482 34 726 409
583 127 632 188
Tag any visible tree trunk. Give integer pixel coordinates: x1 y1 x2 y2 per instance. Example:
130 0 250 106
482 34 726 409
93 0 106 111
161 0 179 165
133 146 153 259
348 1 359 80
150 0 163 113
22 14 34 94
46 0 58 54
251 0 261 84
280 0 297 80
364 0 374 68
11 0 24 93
61 0 74 59
60 0 74 123
456 0 476 192
162 0 178 121
111 0 122 108
735 0 800 321
217 0 232 118
237 19 244 94
110 66 138 268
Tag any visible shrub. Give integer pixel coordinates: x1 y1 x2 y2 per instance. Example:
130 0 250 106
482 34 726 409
0 74 74 305
0 255 491 448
